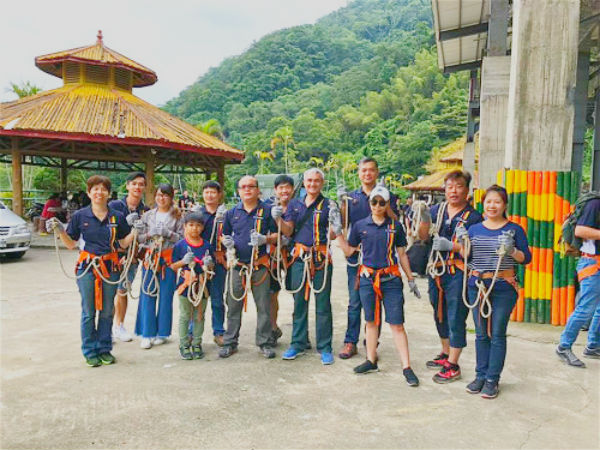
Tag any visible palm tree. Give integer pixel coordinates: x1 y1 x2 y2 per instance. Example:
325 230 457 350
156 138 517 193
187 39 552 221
253 150 274 174
270 126 294 173
196 119 225 140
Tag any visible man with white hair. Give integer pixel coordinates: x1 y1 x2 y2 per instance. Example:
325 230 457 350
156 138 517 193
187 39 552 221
275 168 342 365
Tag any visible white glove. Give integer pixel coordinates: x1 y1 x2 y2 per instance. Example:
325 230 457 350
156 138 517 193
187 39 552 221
250 230 267 247
216 204 227 221
190 204 202 214
454 225 469 242
125 212 139 226
432 236 453 252
157 225 172 239
271 205 284 220
408 279 421 299
202 253 214 270
498 231 515 256
46 217 64 233
336 185 349 201
133 219 145 232
221 234 235 250
182 251 195 265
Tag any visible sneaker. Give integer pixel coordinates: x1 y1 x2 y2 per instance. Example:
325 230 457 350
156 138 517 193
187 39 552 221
98 352 116 365
353 359 379 374
432 362 461 384
152 337 166 346
260 346 276 359
426 353 448 369
180 346 193 360
113 324 133 342
481 380 499 399
140 338 152 349
556 345 586 367
192 345 205 359
466 378 486 394
338 343 358 360
218 345 238 358
583 346 600 359
403 367 419 387
272 327 283 340
213 335 224 347
282 347 305 360
321 352 334 365
85 356 102 367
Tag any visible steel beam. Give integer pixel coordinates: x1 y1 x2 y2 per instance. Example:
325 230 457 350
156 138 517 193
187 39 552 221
439 23 488 41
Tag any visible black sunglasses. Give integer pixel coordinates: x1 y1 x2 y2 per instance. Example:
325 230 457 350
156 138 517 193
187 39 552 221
370 199 387 207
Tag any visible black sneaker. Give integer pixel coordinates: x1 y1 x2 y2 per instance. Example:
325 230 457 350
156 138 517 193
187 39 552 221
353 359 379 374
98 352 116 365
481 380 499 399
426 353 448 369
260 346 276 359
180 346 193 360
85 356 102 367
403 367 419 387
466 378 485 394
218 345 238 358
192 345 205 359
556 345 586 367
583 346 600 359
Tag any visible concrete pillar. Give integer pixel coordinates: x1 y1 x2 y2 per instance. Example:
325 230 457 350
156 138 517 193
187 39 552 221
145 150 155 207
504 0 580 171
571 52 590 174
60 158 67 193
592 91 600 191
479 56 511 188
11 138 23 217
463 71 477 182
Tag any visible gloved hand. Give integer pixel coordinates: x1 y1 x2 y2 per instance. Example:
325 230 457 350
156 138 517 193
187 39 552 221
432 236 453 252
280 235 291 246
271 205 284 220
216 204 227 221
454 225 469 242
202 253 214 270
498 231 515 256
182 251 195 265
249 230 267 247
408 279 421 299
133 219 145 233
190 204 202 214
336 184 349 201
221 234 235 250
157 225 172 239
46 217 64 233
125 212 139 226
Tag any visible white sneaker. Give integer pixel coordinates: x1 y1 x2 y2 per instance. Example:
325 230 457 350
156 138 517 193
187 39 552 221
140 338 152 349
152 337 166 346
114 324 133 342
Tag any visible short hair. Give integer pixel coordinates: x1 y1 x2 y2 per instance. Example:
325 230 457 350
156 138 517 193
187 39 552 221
274 175 294 188
303 168 324 180
86 175 111 192
358 157 378 169
126 172 146 183
237 175 258 188
203 180 222 192
444 170 472 188
184 212 206 225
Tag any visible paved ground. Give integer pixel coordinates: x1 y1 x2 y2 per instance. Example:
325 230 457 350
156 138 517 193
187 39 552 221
1 247 598 450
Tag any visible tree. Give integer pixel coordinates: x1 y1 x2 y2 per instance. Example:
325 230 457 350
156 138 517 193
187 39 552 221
270 126 295 173
195 118 225 140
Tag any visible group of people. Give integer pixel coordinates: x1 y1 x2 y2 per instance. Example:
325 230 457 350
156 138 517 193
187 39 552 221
45 157 599 400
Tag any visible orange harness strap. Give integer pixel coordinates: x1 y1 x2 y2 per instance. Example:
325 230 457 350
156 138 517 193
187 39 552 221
290 243 330 301
237 253 270 312
144 247 174 278
578 254 600 282
76 251 120 311
472 268 517 337
359 264 402 326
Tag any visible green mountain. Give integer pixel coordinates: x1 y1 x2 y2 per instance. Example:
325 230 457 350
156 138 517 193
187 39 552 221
164 0 469 194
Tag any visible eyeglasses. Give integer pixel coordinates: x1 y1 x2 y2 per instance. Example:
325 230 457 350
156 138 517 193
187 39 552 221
370 199 387 207
239 185 258 190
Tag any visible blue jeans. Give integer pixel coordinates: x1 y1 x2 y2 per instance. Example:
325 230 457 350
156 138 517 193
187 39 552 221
428 273 451 340
428 271 469 347
135 265 176 339
560 258 600 349
343 264 362 344
76 268 119 358
208 263 226 336
468 286 517 382
359 276 405 324
117 262 139 294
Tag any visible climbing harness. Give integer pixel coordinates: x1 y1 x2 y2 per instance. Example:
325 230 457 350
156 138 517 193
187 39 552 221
426 201 448 278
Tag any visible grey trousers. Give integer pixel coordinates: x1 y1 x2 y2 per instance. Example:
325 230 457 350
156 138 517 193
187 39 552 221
223 266 272 348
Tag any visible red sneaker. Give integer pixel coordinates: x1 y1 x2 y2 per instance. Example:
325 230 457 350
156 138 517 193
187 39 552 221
425 353 448 369
432 362 461 384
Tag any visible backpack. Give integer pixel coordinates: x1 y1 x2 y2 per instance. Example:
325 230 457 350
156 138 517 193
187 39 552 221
560 191 600 256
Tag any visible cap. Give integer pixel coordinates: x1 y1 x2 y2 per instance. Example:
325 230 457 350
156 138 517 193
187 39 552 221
369 186 390 202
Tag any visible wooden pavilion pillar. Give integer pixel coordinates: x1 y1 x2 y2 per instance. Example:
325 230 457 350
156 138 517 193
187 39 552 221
145 150 155 207
11 138 23 217
60 158 67 192
216 161 225 191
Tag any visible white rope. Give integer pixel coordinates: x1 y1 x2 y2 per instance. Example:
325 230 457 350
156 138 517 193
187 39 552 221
141 237 163 298
225 243 256 302
186 261 214 307
426 201 448 278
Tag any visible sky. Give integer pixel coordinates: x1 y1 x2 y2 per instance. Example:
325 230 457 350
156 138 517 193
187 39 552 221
0 0 348 106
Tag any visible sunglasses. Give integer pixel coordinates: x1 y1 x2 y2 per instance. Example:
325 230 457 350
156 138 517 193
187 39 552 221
370 199 387 207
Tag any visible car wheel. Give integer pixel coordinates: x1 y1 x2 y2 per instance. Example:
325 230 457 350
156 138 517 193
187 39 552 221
4 251 26 260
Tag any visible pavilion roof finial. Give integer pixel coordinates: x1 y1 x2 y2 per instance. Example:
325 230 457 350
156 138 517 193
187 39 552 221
97 30 103 44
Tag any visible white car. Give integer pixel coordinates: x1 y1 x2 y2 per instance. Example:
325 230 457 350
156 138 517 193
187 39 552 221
0 200 32 259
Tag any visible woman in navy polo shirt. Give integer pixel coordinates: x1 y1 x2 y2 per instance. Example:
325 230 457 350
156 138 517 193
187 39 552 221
336 186 422 386
47 175 138 367
463 185 531 399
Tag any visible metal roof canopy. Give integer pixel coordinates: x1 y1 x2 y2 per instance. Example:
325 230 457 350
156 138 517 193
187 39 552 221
432 0 490 73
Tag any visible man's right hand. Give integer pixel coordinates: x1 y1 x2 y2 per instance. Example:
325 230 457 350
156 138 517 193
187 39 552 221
46 217 64 233
125 212 139 226
221 234 235 250
271 205 284 220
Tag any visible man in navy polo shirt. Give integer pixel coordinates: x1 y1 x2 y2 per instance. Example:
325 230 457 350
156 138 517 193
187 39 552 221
557 195 600 366
337 157 400 359
219 175 278 359
109 172 147 343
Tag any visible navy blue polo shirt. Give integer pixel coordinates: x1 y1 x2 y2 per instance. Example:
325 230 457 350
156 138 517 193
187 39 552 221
283 195 331 247
197 206 220 250
172 237 212 296
348 216 407 269
222 201 275 264
346 187 400 263
577 198 600 255
66 206 130 255
108 196 147 217
430 203 482 261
